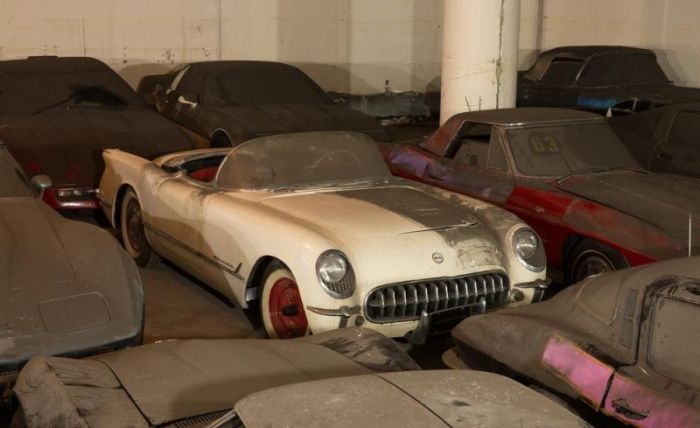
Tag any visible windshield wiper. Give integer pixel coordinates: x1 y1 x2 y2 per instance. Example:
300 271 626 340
556 166 647 184
270 177 390 192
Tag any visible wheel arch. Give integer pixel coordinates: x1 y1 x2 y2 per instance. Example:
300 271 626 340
245 255 281 304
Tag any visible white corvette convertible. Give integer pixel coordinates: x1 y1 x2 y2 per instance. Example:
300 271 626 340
98 131 547 339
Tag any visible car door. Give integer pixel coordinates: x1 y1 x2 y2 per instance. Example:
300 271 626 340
603 293 700 427
649 110 700 178
150 172 217 272
424 123 515 206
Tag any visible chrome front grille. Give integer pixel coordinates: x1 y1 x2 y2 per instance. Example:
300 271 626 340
365 272 509 323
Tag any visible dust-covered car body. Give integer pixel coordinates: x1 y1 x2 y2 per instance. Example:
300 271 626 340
98 131 547 340
611 102 700 178
518 46 700 114
0 144 143 380
13 328 421 427
230 370 590 428
382 108 700 284
451 257 700 427
139 61 390 147
0 56 193 212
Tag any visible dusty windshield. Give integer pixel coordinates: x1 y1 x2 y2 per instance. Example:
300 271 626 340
506 122 641 177
217 133 391 190
0 70 145 116
0 148 32 197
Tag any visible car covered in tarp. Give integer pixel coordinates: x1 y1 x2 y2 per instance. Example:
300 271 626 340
382 107 700 284
98 131 548 340
138 60 390 147
0 56 193 212
450 257 700 427
0 143 143 381
517 46 700 114
11 328 588 427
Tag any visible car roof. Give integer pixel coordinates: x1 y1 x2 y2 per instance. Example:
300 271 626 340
448 107 602 127
184 60 303 73
0 56 109 73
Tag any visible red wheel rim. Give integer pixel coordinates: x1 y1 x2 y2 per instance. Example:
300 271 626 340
268 277 308 339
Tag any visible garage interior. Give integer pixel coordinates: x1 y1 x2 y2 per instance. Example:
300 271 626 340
1 1 699 427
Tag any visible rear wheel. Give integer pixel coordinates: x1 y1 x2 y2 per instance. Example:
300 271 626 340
120 189 159 267
261 262 309 339
567 239 627 284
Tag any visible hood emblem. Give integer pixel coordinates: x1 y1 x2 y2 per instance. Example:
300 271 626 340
432 252 444 264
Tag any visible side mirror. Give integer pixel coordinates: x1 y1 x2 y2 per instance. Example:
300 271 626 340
30 175 52 194
177 95 198 108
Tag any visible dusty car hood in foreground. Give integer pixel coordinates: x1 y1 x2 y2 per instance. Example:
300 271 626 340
556 172 700 251
0 109 192 187
260 183 478 238
14 328 419 427
236 370 590 427
0 197 142 370
200 103 390 141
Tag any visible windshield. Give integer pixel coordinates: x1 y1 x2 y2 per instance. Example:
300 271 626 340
506 122 641 177
0 147 32 197
577 53 669 87
0 70 145 115
211 67 329 106
217 133 391 190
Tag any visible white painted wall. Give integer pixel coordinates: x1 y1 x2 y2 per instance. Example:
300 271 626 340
2 0 700 94
0 0 443 94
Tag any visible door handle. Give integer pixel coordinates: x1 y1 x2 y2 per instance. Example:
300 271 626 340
657 150 673 160
611 398 650 420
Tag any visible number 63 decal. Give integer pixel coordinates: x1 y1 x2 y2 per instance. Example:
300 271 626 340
529 132 560 153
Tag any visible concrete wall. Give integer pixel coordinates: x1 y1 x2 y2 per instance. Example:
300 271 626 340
519 0 700 87
0 0 443 94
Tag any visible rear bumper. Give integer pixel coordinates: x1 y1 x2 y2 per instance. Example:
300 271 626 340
42 186 99 211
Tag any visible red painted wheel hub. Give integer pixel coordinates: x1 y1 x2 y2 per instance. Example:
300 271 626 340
268 277 308 339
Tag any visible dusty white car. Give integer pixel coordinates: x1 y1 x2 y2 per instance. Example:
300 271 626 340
98 131 547 339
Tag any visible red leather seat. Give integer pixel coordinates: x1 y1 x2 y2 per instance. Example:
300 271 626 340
189 166 219 182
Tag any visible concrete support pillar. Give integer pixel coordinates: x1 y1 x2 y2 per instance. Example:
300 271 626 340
440 0 521 124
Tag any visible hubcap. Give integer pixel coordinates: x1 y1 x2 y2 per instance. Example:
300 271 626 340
268 277 308 339
574 251 614 282
125 199 146 253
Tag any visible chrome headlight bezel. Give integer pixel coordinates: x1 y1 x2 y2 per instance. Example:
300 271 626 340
316 250 356 299
512 227 546 272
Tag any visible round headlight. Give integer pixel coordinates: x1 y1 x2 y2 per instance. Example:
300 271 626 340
316 251 355 299
512 228 546 272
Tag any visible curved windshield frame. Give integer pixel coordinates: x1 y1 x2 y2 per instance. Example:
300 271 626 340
0 147 32 197
505 122 642 177
216 133 391 190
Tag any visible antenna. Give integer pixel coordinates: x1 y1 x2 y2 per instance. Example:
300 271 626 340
689 213 693 257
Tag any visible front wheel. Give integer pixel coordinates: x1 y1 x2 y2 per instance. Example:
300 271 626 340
120 189 159 267
567 239 628 284
261 262 309 339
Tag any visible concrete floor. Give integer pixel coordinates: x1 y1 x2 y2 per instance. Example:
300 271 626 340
140 262 261 344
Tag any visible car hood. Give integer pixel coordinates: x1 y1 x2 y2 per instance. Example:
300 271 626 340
203 103 390 141
258 184 478 238
0 109 192 187
556 172 700 250
0 197 75 292
92 339 374 426
235 370 590 428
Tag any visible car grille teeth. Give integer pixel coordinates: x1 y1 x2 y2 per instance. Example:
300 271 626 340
365 272 509 322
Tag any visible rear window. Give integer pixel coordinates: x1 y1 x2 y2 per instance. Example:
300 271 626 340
577 53 669 88
667 111 700 149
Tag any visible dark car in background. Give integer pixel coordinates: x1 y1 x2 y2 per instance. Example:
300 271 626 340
0 56 194 213
450 257 700 427
518 46 700 114
382 108 700 284
611 102 700 178
138 60 390 147
0 143 143 381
